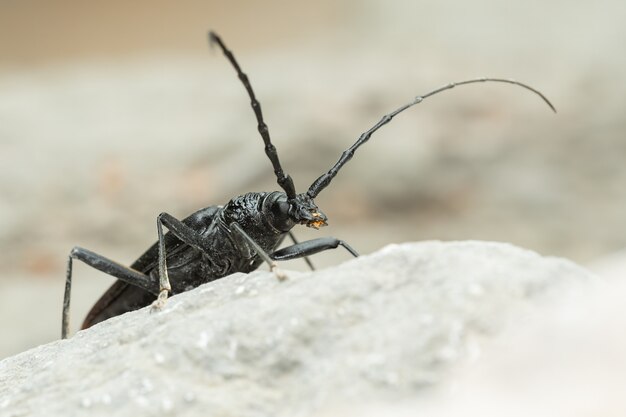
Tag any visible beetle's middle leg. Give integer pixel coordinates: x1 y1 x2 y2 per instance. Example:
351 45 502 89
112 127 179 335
153 212 212 310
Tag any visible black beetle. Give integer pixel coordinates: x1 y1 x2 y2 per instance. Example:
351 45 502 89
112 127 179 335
61 32 555 338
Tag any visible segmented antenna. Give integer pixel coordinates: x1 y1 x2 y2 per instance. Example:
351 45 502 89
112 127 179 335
307 78 556 198
209 31 297 200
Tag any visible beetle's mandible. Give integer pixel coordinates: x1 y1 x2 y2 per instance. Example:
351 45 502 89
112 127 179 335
61 32 555 339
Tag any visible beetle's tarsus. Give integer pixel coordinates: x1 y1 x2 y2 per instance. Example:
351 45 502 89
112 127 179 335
271 264 288 281
150 289 170 312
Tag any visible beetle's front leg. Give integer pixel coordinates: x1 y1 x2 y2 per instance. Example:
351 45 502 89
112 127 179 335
287 231 316 271
153 212 208 310
271 237 359 261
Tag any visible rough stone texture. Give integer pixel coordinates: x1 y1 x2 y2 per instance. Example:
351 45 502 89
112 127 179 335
0 241 596 416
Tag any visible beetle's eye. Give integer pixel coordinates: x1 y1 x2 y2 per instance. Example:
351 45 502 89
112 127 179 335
270 201 294 231
273 201 290 217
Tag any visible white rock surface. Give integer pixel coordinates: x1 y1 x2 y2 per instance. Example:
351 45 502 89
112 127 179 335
0 241 596 416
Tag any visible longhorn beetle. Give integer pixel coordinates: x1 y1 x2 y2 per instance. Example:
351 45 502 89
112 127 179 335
61 32 555 338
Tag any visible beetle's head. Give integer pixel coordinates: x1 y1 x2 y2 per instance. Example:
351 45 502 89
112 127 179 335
291 193 328 229
270 192 328 232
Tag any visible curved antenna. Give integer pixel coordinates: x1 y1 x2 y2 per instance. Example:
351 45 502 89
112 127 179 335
307 78 556 198
209 31 297 199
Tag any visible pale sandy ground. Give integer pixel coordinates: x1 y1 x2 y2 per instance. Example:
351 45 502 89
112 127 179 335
1 0 625 359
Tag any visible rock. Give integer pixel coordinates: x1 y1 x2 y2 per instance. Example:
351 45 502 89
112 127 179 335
0 241 595 416
407 277 626 417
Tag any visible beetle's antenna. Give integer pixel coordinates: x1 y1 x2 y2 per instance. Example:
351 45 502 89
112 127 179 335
209 31 297 200
307 77 556 198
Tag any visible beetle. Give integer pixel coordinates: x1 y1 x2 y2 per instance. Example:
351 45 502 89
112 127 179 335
61 31 555 339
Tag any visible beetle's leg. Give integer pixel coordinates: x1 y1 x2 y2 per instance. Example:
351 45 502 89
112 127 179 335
229 222 287 281
287 231 316 271
63 247 158 339
271 237 359 261
153 212 210 310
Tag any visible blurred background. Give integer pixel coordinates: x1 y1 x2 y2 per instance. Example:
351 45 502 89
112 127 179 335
1 0 625 359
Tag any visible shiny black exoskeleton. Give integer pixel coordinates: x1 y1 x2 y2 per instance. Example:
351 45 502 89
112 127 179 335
75 191 349 332
61 32 555 338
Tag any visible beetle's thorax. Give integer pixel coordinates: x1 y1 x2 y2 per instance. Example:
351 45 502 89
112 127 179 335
221 191 327 235
219 192 274 233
